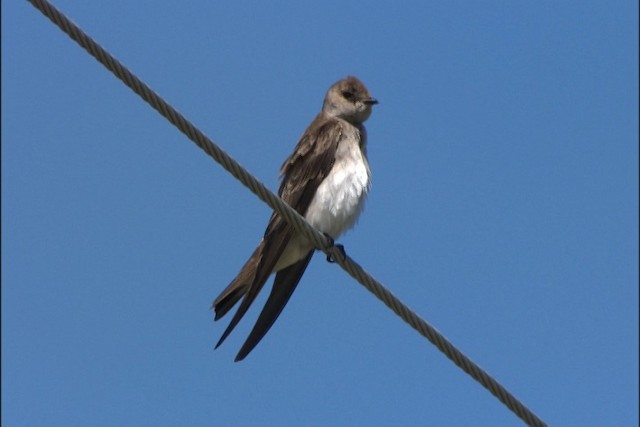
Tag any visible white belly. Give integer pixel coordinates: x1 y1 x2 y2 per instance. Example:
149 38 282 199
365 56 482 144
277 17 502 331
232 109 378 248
304 139 371 239
274 131 371 272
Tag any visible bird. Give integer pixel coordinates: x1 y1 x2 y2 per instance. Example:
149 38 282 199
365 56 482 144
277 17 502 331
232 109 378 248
213 76 378 361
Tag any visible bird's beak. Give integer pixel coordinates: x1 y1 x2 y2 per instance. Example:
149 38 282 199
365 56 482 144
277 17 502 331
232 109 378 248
364 98 378 105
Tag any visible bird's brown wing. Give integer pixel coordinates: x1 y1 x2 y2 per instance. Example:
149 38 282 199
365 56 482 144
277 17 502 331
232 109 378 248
234 250 314 361
214 114 345 355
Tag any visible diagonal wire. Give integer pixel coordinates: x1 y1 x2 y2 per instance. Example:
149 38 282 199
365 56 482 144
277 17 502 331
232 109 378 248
26 1 547 426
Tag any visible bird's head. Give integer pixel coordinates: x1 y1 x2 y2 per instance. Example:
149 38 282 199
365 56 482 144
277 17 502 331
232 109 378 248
322 76 378 124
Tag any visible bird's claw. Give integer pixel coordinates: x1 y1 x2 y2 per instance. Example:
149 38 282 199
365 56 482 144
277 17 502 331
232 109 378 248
323 233 346 263
326 244 345 263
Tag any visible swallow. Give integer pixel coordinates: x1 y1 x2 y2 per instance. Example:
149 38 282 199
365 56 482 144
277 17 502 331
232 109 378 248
213 76 377 361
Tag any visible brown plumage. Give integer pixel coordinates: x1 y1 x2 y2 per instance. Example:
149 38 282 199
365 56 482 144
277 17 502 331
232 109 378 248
213 76 377 361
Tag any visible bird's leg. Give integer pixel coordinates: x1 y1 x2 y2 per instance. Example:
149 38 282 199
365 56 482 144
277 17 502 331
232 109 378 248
323 233 346 263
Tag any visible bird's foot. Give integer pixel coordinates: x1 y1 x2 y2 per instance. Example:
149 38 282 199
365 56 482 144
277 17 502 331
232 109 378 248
323 233 346 263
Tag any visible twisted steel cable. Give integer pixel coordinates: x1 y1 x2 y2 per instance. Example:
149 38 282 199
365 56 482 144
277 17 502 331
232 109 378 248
26 1 547 425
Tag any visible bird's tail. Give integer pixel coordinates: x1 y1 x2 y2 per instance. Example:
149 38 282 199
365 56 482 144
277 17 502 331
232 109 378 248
212 241 263 320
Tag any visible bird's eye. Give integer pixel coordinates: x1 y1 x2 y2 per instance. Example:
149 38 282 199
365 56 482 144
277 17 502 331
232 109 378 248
341 90 354 99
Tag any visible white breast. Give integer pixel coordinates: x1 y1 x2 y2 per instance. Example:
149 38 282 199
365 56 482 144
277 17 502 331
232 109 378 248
304 127 371 239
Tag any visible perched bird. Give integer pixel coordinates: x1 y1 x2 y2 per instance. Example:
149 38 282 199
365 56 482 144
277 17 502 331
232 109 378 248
213 76 378 361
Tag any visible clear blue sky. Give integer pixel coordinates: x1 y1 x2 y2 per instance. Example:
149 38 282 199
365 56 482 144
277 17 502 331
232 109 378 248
3 1 638 426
